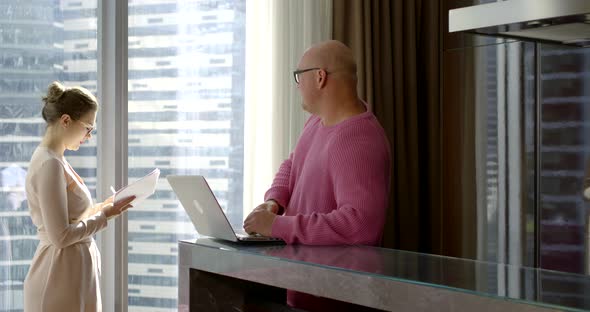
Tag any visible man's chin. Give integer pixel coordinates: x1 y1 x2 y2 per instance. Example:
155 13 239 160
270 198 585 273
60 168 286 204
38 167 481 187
301 103 311 113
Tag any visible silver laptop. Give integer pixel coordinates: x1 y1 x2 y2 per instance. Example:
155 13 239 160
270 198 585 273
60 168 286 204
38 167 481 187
167 175 283 243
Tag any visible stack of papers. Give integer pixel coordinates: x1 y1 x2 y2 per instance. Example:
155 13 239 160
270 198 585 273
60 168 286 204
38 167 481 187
115 168 160 206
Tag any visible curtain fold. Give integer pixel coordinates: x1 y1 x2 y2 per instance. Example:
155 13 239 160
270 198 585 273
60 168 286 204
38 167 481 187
244 0 332 219
332 0 441 253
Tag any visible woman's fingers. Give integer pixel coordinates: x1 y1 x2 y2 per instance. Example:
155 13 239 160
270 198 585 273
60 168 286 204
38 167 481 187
103 196 136 219
121 203 134 212
115 195 135 205
116 197 136 214
104 195 114 204
115 196 135 208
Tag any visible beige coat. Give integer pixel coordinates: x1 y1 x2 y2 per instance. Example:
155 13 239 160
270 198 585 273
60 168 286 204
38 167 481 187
24 146 107 312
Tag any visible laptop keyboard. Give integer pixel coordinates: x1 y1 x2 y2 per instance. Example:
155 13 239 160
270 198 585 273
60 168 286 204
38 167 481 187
233 228 282 241
234 228 256 237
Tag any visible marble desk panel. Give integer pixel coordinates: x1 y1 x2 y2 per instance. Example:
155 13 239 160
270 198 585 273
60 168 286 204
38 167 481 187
179 238 590 311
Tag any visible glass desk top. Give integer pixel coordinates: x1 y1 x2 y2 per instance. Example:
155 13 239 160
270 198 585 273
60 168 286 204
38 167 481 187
181 238 590 311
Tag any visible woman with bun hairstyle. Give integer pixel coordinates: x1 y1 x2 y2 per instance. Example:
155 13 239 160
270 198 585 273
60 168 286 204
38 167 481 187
24 81 134 312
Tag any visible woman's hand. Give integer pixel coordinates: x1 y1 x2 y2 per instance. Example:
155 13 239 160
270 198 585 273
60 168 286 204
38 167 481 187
102 196 135 219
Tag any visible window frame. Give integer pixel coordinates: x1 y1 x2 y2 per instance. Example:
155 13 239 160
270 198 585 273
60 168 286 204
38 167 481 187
96 0 129 311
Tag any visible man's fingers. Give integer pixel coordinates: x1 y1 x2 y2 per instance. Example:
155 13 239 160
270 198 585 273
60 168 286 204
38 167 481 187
268 205 279 214
244 210 266 234
243 218 256 232
244 211 258 223
244 228 256 235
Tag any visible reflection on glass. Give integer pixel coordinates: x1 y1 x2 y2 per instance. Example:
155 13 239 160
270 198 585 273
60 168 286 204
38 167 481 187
540 45 590 276
475 41 537 299
0 1 98 311
474 41 536 266
127 1 246 310
443 40 537 302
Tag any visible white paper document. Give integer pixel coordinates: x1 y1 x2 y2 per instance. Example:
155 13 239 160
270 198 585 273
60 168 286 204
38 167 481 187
115 168 160 206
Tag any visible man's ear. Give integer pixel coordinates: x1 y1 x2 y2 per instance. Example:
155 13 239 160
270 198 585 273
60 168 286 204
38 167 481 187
316 69 328 89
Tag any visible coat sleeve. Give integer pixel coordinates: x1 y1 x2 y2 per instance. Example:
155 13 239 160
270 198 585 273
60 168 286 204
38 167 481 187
36 158 107 248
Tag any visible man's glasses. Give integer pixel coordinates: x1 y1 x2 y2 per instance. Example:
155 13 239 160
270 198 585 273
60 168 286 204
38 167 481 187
77 120 96 136
293 67 321 84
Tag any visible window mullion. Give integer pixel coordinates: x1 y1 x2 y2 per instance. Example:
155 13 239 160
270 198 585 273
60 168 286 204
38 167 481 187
97 0 128 311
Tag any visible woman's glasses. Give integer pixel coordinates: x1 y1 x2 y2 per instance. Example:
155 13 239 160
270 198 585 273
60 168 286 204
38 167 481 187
76 120 96 136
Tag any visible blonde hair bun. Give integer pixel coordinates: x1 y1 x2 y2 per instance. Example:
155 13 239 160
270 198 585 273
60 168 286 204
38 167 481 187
45 81 66 102
41 81 98 123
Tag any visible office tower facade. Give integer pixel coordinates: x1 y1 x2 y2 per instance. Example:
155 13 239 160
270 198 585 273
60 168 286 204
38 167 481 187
0 1 245 311
539 45 590 274
0 0 99 310
126 1 246 310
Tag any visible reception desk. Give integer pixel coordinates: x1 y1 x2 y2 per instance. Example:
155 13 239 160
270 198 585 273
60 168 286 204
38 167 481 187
178 238 590 311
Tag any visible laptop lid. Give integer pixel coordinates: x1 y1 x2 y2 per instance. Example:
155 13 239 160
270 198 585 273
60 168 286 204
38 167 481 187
167 175 239 242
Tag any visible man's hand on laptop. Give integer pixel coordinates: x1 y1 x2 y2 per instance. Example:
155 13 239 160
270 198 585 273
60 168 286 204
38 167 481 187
257 200 281 214
243 200 279 237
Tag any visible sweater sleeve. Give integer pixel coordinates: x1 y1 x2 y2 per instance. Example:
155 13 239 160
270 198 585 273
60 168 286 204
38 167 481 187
271 131 390 245
264 115 319 210
36 158 107 248
264 153 293 210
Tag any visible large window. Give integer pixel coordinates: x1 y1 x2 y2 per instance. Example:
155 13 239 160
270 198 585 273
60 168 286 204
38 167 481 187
1 1 326 310
0 0 98 311
126 1 245 310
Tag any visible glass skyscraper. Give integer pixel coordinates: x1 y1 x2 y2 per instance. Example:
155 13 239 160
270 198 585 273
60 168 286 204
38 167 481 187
127 1 245 310
0 1 81 310
0 1 245 310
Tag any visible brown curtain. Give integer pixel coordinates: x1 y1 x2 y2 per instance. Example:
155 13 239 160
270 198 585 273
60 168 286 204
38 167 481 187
333 0 441 253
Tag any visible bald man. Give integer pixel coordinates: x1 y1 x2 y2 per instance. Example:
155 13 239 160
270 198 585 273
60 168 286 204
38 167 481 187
243 40 391 246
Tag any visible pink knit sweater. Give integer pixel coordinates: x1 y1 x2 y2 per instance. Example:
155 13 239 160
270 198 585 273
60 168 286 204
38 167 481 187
265 109 391 246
